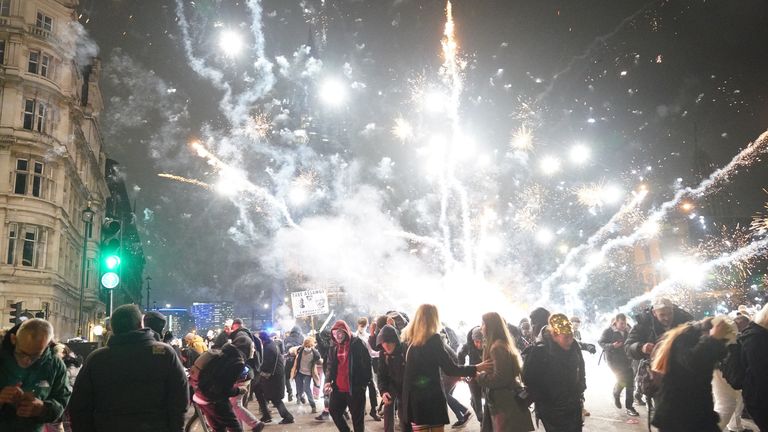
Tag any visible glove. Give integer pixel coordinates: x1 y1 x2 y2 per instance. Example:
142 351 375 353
585 343 597 354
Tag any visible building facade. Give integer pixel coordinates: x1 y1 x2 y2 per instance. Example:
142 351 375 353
156 307 195 338
190 302 235 333
0 0 109 339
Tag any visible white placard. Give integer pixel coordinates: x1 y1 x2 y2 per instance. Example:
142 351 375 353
290 289 329 318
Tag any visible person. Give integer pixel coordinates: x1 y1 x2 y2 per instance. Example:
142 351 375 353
212 320 234 350
598 313 638 416
569 317 582 341
185 332 209 355
256 331 294 424
712 314 750 432
740 304 768 431
189 335 264 432
476 312 534 432
314 328 333 421
283 326 304 403
291 337 322 413
355 317 381 421
401 304 491 431
68 304 188 432
441 338 474 428
522 314 586 432
143 310 167 341
529 307 551 341
325 320 372 432
376 325 410 432
0 319 70 432
458 327 484 423
229 320 263 368
650 317 732 432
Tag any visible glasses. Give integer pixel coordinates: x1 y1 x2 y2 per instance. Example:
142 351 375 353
14 349 43 364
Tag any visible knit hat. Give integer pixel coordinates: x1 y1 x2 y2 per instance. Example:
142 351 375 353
548 313 573 336
471 327 483 342
375 324 400 348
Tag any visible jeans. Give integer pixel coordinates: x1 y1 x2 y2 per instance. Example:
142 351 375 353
230 391 261 430
612 365 635 409
468 378 483 421
295 373 316 408
443 377 469 420
330 387 366 432
199 400 243 432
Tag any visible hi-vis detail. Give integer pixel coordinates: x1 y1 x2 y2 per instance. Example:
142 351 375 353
290 289 329 318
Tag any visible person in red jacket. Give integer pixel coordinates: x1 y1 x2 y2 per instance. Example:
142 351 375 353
325 320 372 432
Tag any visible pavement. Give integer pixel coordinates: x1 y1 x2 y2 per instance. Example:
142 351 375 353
186 353 758 431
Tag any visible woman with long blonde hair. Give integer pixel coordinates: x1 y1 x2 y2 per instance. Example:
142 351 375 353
649 318 732 432
401 304 492 432
476 312 534 432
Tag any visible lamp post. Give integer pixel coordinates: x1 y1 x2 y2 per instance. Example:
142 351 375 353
145 275 152 311
77 206 95 337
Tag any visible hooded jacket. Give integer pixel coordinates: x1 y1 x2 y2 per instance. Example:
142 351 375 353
740 311 768 429
283 326 305 357
0 328 70 432
68 328 188 432
258 332 286 401
458 326 483 366
189 343 247 402
376 325 406 397
625 305 694 360
327 320 372 391
598 323 632 371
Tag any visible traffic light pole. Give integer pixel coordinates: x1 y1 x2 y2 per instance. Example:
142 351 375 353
77 208 94 337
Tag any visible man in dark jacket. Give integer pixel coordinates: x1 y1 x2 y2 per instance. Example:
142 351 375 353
283 326 304 402
143 310 167 341
625 297 694 360
523 314 586 432
598 313 638 416
255 332 294 424
0 319 70 432
69 304 188 432
325 320 372 432
740 304 768 431
458 326 484 423
376 325 410 432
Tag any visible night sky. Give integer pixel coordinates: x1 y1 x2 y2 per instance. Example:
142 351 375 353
79 0 768 320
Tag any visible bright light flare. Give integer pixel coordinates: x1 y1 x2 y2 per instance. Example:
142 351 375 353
423 90 450 113
219 30 244 57
539 156 561 175
536 228 554 245
392 117 414 141
320 78 348 107
510 126 533 151
570 144 591 164
664 255 706 286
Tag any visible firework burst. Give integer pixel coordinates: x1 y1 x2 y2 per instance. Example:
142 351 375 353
158 173 212 190
510 125 534 152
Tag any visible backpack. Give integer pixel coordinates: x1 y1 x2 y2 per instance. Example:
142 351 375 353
722 340 745 390
191 350 242 401
635 358 663 398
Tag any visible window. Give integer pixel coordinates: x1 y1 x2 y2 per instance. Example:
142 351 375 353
6 223 46 268
0 41 5 65
13 158 47 198
28 51 39 74
40 54 51 78
6 223 16 264
22 99 48 133
0 1 10 17
35 12 52 32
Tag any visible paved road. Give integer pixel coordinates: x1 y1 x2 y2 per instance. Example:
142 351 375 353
187 353 757 431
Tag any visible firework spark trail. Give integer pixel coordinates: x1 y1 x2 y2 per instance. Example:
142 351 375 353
558 130 768 312
539 189 647 304
189 141 301 229
158 173 212 190
535 0 662 104
618 237 768 313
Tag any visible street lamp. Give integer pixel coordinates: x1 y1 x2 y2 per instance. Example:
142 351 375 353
77 206 95 337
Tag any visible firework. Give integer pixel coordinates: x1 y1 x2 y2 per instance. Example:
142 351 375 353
243 112 272 139
158 173 212 190
510 125 533 152
750 190 768 236
392 117 414 141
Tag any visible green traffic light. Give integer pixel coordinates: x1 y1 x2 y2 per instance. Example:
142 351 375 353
105 255 121 270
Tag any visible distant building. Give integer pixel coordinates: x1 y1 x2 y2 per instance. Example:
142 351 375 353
190 302 234 333
157 307 195 337
0 0 110 339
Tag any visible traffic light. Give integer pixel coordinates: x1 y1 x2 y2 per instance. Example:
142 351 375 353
9 302 23 325
100 219 122 290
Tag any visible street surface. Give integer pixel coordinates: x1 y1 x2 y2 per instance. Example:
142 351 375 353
186 353 758 431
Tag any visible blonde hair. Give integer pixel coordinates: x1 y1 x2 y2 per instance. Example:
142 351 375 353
651 322 692 375
402 304 441 347
482 312 522 374
303 336 316 348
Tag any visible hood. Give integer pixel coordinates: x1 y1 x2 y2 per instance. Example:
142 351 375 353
376 324 400 348
108 328 156 347
290 326 303 337
331 320 352 342
754 303 768 330
258 331 272 345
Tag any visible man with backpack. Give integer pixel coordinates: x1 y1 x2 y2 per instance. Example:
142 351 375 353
189 336 265 432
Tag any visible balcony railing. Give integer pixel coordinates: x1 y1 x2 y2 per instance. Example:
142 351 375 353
27 24 59 44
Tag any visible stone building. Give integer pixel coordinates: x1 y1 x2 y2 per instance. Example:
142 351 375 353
0 0 109 339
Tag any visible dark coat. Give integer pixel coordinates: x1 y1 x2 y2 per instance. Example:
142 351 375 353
476 342 534 432
378 342 406 397
458 327 483 366
230 326 263 364
738 321 768 429
284 326 304 354
402 333 476 426
327 337 372 390
259 338 286 401
651 327 727 432
598 324 632 371
522 330 585 430
68 329 189 432
188 344 245 402
625 305 694 360
0 328 70 432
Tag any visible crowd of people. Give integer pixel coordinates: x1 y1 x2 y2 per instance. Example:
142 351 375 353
0 297 766 432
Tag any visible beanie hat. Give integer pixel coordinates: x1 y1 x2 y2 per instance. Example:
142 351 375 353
376 324 400 348
471 327 483 342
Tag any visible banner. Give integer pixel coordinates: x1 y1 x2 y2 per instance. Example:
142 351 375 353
290 289 329 318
